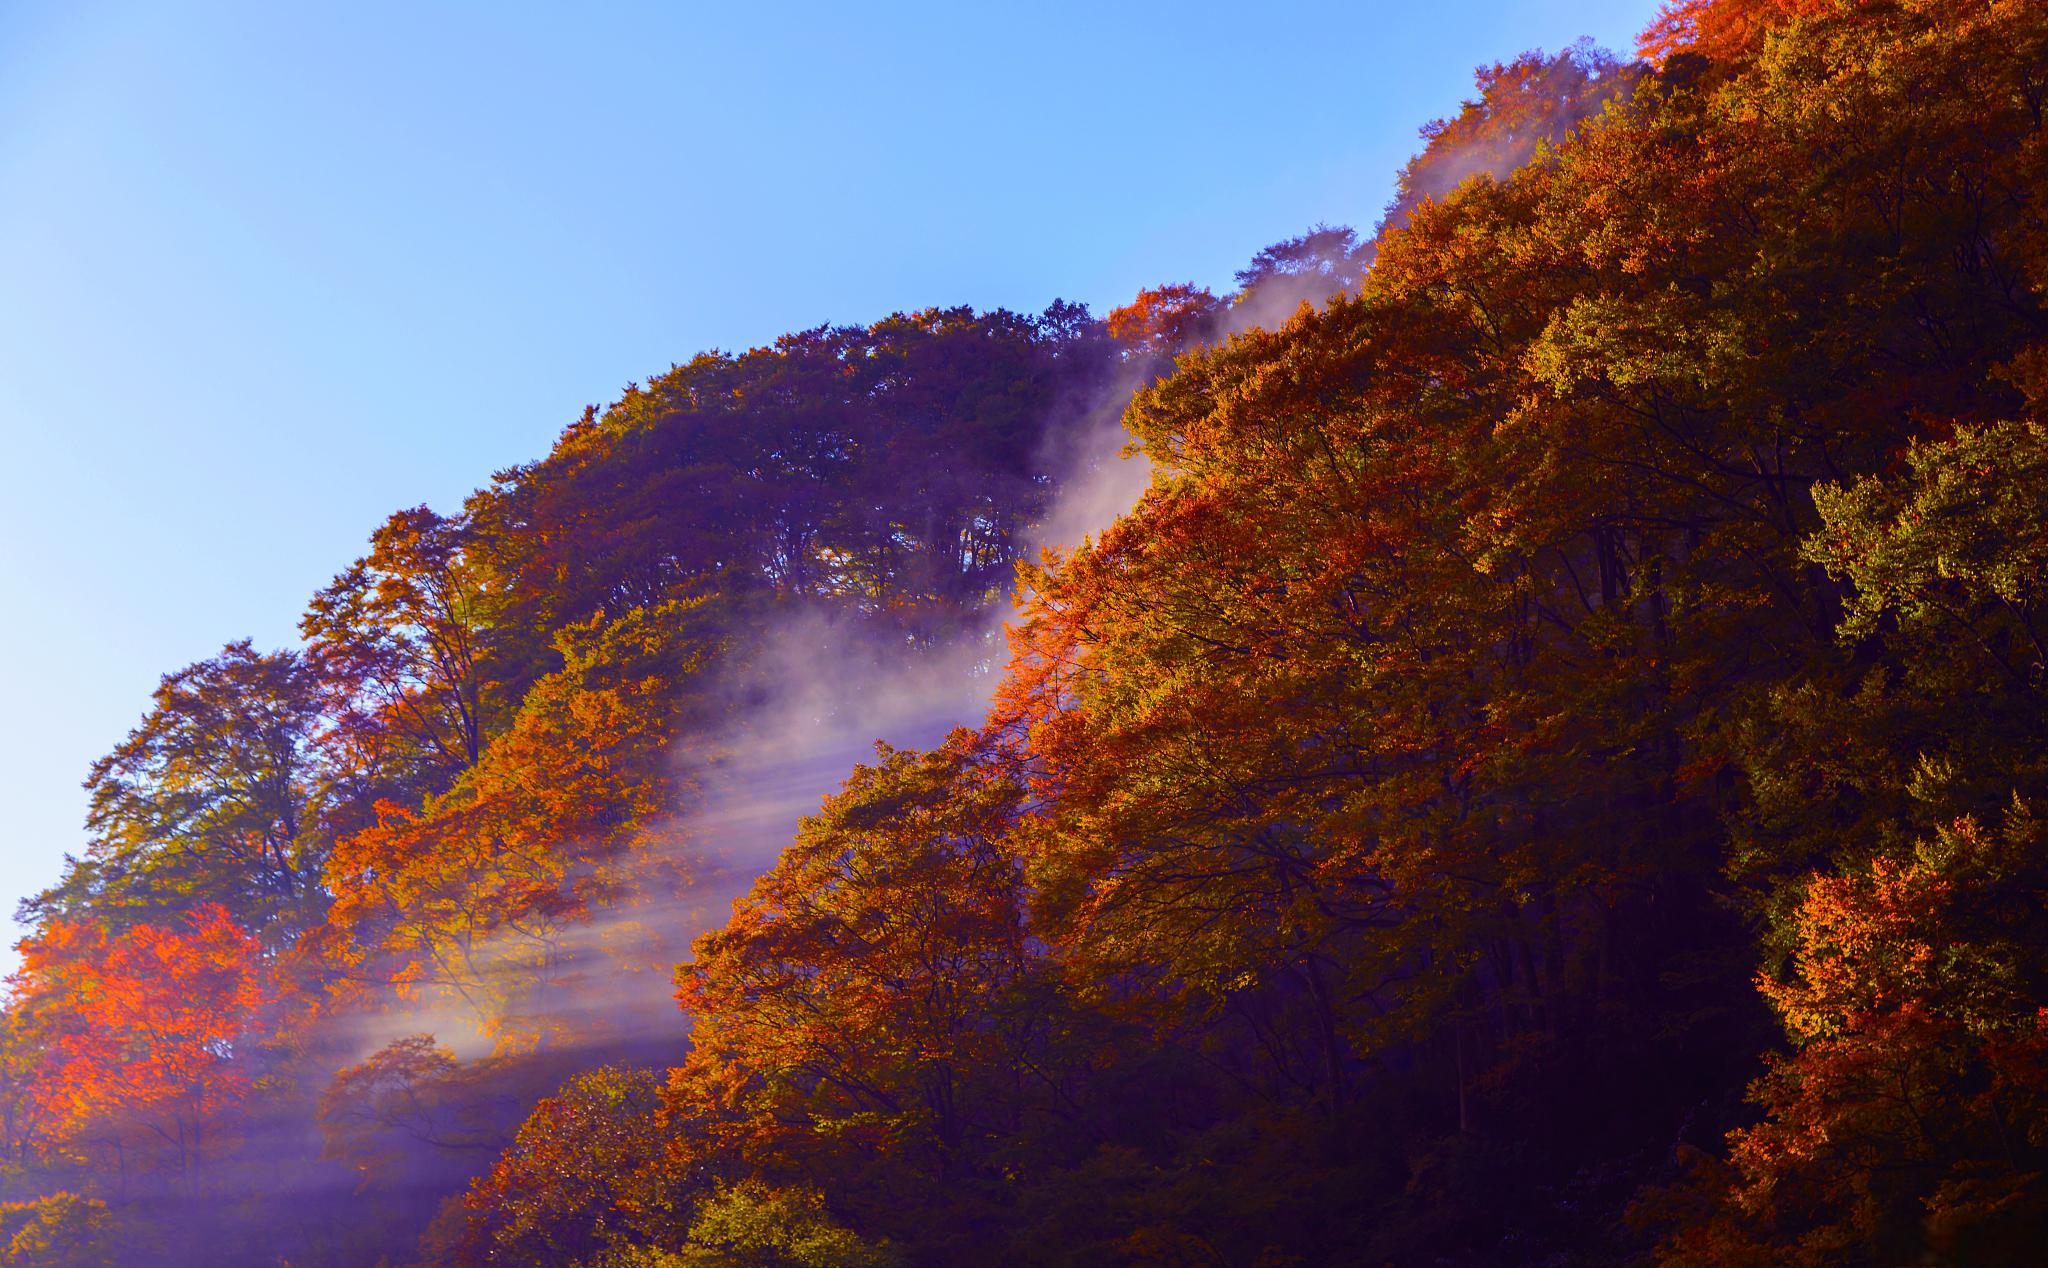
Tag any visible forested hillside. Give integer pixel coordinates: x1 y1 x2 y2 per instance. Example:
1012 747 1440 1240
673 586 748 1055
6 1 2048 1263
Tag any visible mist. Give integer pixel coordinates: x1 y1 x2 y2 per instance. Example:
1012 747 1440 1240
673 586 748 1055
71 252 1319 1266
481 354 1163 1049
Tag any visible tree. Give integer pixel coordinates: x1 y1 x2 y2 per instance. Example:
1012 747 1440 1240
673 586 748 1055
463 303 1111 679
446 1066 685 1267
7 1 2048 1259
1379 40 1638 236
1809 419 2048 701
671 735 1073 1243
1234 225 1366 296
324 596 721 1041
1652 405 2048 1263
317 1035 507 1182
1653 810 2048 1265
1639 0 1847 65
1724 410 2048 926
8 905 269 1194
304 506 498 801
1003 6 2048 1255
1104 284 1224 361
665 1183 902 1268
33 642 329 940
0 1193 115 1268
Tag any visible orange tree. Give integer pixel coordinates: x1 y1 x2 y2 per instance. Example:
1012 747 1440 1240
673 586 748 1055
7 905 269 1195
995 1 2048 1258
324 595 724 1045
669 733 1100 1252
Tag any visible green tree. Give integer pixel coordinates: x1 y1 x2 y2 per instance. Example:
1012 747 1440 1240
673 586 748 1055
32 641 328 939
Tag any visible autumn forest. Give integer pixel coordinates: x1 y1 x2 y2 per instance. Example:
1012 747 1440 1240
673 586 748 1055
6 1 2048 1263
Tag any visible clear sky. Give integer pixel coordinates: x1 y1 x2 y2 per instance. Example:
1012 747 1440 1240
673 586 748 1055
0 0 1664 956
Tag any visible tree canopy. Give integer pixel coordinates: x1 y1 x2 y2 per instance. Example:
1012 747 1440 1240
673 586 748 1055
8 1 2048 1262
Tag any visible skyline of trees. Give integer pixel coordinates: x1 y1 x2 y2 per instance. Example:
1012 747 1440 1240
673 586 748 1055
5 1 2046 1262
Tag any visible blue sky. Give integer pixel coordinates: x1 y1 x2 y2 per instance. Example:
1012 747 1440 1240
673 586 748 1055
0 0 1663 954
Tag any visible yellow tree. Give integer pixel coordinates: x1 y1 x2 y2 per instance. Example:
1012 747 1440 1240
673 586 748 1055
324 595 720 1044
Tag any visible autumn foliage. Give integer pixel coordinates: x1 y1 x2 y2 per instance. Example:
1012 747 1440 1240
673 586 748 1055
6 0 2048 1262
8 905 267 1192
